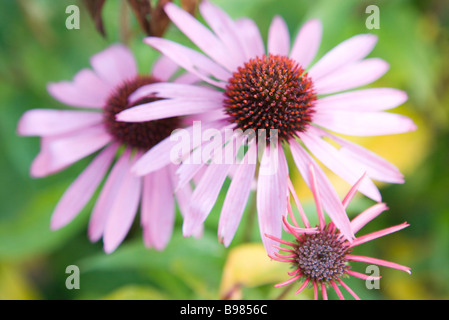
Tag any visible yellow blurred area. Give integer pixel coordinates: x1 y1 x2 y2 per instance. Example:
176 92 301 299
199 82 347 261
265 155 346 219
292 106 432 201
0 264 40 300
219 243 290 299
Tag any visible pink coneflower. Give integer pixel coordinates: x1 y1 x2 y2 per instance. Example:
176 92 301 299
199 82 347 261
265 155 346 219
116 1 417 253
266 167 411 300
17 44 202 253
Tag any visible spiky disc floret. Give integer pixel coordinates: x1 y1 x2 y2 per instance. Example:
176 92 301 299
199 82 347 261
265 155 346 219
103 75 181 151
224 54 316 142
295 227 352 283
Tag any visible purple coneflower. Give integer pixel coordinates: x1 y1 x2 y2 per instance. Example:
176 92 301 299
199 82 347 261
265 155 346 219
18 44 201 253
266 167 411 300
116 1 416 253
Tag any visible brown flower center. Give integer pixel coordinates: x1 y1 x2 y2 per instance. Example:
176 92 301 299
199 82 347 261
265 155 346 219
224 54 316 143
103 75 181 151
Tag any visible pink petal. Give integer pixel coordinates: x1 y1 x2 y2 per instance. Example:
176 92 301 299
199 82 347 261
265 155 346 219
235 18 265 58
342 172 367 209
50 143 118 230
141 167 175 250
116 99 221 123
171 167 204 239
30 124 112 177
309 165 326 229
350 222 409 248
145 37 230 88
288 139 354 240
182 138 237 236
313 109 417 136
164 2 240 72
309 34 378 80
338 279 360 300
103 155 142 254
314 58 389 95
347 270 381 281
290 19 322 69
183 162 232 237
257 146 288 256
218 144 257 247
199 0 247 65
131 134 182 176
145 38 230 89
151 55 180 81
350 203 389 234
132 120 227 176
298 129 381 201
331 281 345 300
346 254 411 274
268 16 290 56
173 72 201 85
176 124 233 189
90 44 137 87
47 68 111 109
88 149 132 242
315 88 408 113
317 130 405 184
18 109 103 137
129 82 223 105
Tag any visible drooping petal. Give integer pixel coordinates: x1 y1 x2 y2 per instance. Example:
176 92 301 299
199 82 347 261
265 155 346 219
268 16 290 56
290 19 322 69
171 167 204 239
182 137 238 236
103 155 142 254
257 146 288 255
218 143 256 247
289 139 354 240
30 124 112 177
90 44 138 87
18 109 103 137
141 167 175 250
308 34 378 80
314 88 408 113
50 143 118 230
88 149 132 242
131 120 228 176
298 129 381 201
314 129 405 184
314 58 389 95
313 109 417 136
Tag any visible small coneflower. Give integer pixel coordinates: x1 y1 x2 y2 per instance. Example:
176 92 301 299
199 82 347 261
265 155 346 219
266 166 411 300
116 1 416 254
17 44 202 253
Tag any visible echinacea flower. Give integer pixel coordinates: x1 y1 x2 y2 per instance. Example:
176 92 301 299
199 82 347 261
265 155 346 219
266 166 411 300
17 44 202 253
116 1 417 254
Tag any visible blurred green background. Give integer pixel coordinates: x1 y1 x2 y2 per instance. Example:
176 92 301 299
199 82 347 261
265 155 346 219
0 0 448 300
